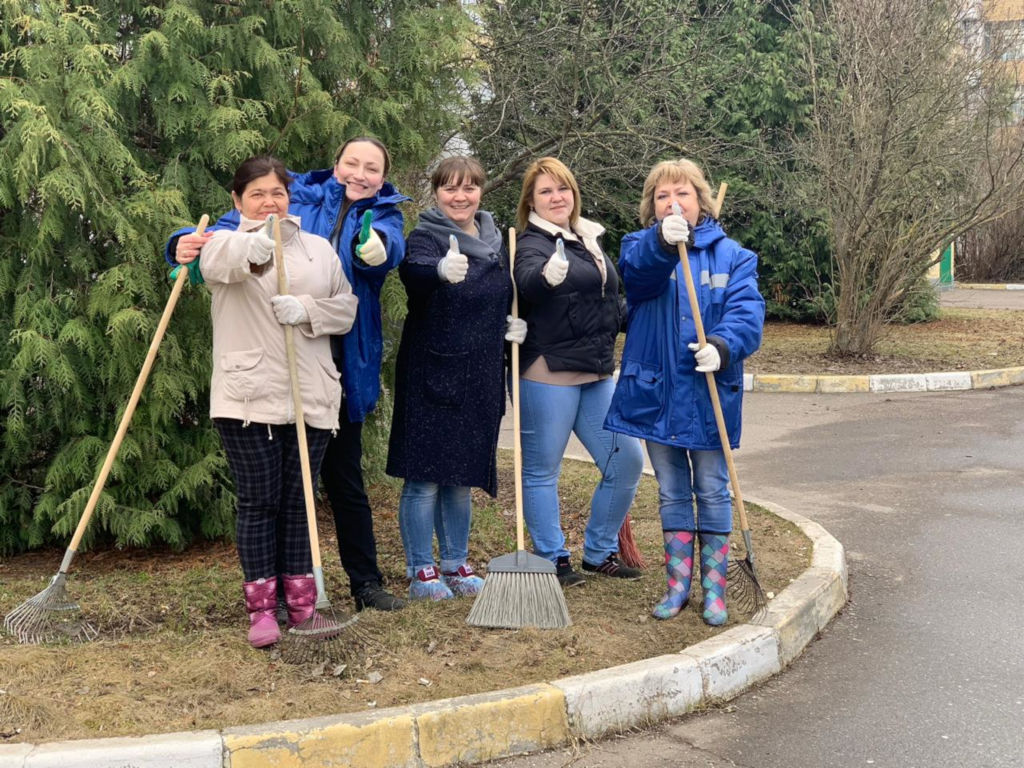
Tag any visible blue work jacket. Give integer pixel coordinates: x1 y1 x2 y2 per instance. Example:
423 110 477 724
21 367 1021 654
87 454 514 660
166 170 409 423
604 218 764 450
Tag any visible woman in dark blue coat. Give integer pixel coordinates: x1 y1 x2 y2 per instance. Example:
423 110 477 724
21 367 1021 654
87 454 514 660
605 158 765 626
386 156 523 601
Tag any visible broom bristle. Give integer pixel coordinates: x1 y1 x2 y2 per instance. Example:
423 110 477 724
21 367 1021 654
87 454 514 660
3 577 97 645
617 513 646 569
466 571 571 629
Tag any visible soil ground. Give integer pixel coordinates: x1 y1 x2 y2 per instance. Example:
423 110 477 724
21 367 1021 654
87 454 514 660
3 303 1021 744
746 307 1024 375
0 460 808 744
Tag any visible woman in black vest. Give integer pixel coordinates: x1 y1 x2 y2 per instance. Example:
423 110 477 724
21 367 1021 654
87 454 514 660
512 156 644 588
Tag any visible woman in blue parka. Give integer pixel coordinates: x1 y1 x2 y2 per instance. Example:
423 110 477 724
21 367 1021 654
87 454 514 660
604 158 765 626
167 137 410 613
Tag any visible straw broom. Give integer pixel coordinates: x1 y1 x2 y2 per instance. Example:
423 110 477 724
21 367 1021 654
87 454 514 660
467 228 571 630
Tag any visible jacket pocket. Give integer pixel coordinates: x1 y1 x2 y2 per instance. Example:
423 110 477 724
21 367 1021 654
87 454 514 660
615 359 663 427
220 347 266 402
313 355 343 416
423 349 469 408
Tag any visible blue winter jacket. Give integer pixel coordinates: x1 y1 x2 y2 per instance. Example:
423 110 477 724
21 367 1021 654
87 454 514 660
604 218 764 450
165 170 409 423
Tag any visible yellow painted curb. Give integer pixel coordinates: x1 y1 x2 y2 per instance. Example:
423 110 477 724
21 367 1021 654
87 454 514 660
970 366 1024 389
219 684 570 768
814 375 871 393
224 710 418 768
417 684 569 767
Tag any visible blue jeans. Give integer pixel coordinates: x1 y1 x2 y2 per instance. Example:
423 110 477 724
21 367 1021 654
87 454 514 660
397 481 473 578
518 377 643 565
645 442 732 534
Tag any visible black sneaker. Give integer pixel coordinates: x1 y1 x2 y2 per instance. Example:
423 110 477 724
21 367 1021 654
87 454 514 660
556 556 586 589
581 554 642 580
354 581 407 612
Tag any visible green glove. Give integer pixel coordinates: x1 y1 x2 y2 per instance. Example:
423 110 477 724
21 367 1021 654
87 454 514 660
358 210 373 247
170 259 204 286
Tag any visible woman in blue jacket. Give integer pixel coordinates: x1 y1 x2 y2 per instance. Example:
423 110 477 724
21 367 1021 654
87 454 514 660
604 158 765 626
167 137 410 613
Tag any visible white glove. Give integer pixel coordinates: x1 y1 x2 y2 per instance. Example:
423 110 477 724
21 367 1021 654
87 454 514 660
245 228 275 266
687 342 721 372
271 295 309 325
542 240 569 287
505 315 527 344
437 236 469 283
661 214 690 246
357 228 387 266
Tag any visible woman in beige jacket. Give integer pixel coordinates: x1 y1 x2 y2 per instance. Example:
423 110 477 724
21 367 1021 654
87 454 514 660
184 155 358 648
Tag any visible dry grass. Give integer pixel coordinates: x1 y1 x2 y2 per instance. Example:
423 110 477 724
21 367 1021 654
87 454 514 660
0 458 809 744
748 308 1024 375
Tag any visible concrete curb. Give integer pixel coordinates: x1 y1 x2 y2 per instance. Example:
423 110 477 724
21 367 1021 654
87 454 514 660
0 499 846 768
954 282 1024 290
743 366 1024 394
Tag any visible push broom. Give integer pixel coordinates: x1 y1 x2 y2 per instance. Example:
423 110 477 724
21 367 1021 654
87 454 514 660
467 228 571 630
3 215 210 644
673 190 767 617
265 215 359 664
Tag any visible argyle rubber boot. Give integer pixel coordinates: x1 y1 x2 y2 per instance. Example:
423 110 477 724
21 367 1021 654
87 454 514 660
699 533 729 626
652 531 695 620
243 576 281 648
282 573 317 628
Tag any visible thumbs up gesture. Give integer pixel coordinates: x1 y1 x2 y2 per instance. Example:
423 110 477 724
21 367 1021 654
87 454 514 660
356 211 387 266
437 233 469 283
543 237 569 287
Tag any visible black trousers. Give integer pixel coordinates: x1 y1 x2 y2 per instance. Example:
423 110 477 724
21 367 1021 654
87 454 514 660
319 405 385 594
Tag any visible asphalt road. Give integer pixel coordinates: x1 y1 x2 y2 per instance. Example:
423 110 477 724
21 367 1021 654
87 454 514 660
485 301 1024 767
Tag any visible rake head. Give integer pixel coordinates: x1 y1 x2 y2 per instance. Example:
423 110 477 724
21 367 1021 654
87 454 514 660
3 573 98 645
281 608 365 667
728 556 768 619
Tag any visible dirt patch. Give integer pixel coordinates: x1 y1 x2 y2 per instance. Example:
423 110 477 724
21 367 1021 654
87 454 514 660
748 308 1024 375
0 458 809 744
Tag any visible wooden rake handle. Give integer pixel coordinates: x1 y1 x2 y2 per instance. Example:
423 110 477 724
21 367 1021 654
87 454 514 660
676 183 752 534
271 216 323 574
65 215 210 557
508 228 527 552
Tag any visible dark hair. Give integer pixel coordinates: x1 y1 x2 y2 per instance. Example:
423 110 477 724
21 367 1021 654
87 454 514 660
431 156 486 191
333 136 391 177
230 155 291 197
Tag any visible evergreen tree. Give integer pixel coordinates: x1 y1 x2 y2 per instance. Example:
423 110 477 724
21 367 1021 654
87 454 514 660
0 0 473 554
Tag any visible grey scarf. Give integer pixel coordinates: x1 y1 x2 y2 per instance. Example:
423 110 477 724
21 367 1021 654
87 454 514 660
417 207 503 261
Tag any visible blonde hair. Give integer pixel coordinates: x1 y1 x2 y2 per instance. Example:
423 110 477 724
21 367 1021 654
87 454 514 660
638 159 713 227
516 157 582 231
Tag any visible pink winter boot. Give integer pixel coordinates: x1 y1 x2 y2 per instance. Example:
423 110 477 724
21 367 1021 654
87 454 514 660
282 573 317 628
242 577 281 648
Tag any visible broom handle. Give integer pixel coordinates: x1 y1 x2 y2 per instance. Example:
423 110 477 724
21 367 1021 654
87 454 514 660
272 218 326 599
675 183 750 535
62 215 210 566
509 229 526 552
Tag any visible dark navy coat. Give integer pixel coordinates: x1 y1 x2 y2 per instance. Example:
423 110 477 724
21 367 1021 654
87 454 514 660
604 218 764 449
385 228 512 495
